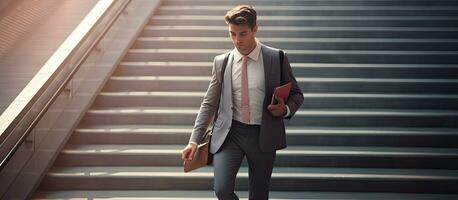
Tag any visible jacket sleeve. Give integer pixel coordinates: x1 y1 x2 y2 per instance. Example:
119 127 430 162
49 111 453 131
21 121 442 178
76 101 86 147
189 56 223 144
281 51 304 119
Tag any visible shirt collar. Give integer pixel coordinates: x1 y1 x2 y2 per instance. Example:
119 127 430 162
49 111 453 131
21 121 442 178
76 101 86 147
233 39 262 64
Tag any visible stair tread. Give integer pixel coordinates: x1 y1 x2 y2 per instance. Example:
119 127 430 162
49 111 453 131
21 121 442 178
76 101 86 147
86 107 458 116
46 166 458 179
119 61 458 68
158 5 458 11
110 75 458 83
32 190 458 200
75 124 458 135
145 25 458 31
128 48 458 55
295 109 458 116
100 91 206 97
99 91 458 99
152 15 458 20
61 144 458 156
137 36 458 43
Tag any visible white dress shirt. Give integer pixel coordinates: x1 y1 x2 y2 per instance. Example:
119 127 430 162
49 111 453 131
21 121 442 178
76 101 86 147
232 40 265 124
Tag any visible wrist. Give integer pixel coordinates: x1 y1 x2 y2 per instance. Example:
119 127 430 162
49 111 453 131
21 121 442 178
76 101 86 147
283 104 290 118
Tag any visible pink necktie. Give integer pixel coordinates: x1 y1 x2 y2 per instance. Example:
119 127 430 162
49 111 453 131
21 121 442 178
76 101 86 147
241 56 250 123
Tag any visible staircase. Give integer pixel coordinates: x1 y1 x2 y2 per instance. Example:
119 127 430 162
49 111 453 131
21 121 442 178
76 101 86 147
33 0 458 199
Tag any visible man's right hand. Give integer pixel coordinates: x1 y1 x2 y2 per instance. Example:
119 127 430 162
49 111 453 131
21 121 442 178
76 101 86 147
181 143 198 162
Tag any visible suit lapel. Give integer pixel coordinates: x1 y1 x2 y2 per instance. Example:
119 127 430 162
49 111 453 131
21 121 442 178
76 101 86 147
262 45 272 101
222 51 234 110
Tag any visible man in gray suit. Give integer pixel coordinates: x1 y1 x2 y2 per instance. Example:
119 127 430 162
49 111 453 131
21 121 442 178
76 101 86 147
181 5 304 200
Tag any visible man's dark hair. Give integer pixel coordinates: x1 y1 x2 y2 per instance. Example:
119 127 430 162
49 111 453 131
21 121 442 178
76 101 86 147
224 5 257 29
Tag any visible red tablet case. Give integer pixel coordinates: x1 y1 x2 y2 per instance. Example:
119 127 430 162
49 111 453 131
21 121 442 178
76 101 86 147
271 82 291 104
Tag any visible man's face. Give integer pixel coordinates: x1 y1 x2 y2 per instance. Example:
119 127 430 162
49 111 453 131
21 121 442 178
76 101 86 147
228 23 258 55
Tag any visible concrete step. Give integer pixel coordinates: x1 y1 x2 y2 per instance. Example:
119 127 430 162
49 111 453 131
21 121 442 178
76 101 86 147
104 76 458 94
124 49 458 64
116 62 458 79
54 144 458 169
94 92 458 110
80 107 458 128
70 125 458 147
162 0 458 7
142 26 458 38
39 166 458 193
149 15 458 27
133 37 458 51
32 190 458 200
288 109 458 127
299 93 458 109
157 5 458 16
37 190 421 200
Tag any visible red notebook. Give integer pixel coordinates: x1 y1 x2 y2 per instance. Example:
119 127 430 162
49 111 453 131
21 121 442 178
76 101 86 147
271 82 291 104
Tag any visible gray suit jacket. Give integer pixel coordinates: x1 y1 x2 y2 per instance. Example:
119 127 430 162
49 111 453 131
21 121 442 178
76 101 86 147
189 44 304 153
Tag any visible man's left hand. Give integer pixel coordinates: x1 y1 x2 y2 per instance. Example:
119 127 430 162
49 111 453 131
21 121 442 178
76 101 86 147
268 95 287 117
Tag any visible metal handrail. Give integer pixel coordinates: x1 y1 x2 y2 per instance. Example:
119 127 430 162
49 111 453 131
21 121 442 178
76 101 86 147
0 0 131 171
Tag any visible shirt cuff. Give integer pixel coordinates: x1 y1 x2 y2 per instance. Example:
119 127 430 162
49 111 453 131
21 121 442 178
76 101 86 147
283 105 291 118
189 141 198 146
